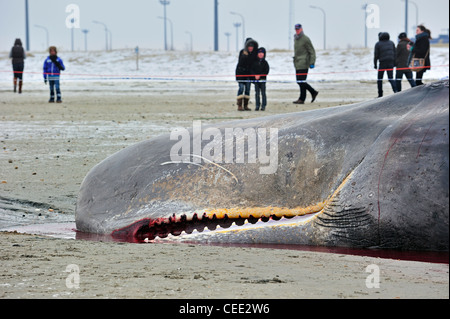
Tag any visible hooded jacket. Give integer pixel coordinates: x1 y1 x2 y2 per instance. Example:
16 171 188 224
374 32 396 68
250 47 270 81
9 39 26 65
236 38 259 81
293 31 316 70
43 55 65 79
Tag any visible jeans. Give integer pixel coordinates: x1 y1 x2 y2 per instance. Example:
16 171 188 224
296 69 316 101
254 82 267 110
395 69 416 92
237 81 251 96
377 65 397 96
48 76 61 101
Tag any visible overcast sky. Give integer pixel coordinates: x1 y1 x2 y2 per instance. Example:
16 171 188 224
1 0 449 52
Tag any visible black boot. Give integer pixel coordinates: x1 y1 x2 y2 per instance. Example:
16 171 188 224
377 81 383 98
389 79 398 93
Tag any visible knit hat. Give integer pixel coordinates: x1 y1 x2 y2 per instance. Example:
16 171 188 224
257 47 266 55
295 24 302 30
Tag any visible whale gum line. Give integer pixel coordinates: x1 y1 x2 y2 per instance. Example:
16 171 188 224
201 171 354 221
202 204 326 220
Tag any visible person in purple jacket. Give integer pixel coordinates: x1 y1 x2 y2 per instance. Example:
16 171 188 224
43 46 65 103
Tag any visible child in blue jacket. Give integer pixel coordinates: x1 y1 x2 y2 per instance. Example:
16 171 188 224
43 46 65 103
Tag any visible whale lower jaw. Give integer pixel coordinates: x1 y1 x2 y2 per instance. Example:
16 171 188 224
111 207 324 243
151 210 321 243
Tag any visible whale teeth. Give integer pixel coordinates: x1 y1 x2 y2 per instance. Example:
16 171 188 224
248 215 259 224
261 216 270 223
146 207 323 241
236 221 245 227
170 229 183 236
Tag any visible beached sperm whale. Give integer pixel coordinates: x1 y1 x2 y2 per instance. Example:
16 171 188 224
76 80 449 251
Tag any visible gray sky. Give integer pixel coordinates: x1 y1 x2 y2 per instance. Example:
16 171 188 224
1 0 449 52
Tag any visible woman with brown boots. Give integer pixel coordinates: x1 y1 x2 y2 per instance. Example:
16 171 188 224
235 38 259 111
9 38 26 94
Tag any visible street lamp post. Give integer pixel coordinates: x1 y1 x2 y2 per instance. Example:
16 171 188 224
81 29 89 51
92 20 109 51
362 4 368 48
230 11 245 46
214 0 219 51
402 0 418 32
405 0 409 36
186 31 193 51
233 23 241 51
160 0 170 51
310 5 326 50
288 0 294 50
158 16 173 50
410 1 418 31
108 29 112 51
25 0 30 51
71 18 75 51
225 32 231 52
34 24 49 50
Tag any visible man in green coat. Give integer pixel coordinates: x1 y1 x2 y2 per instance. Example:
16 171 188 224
293 24 319 104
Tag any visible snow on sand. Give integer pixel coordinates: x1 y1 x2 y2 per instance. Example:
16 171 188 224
0 47 448 84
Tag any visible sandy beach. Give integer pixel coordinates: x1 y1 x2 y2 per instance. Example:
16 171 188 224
0 78 448 299
0 231 448 299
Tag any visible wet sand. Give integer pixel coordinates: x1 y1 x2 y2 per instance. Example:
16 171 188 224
0 80 448 299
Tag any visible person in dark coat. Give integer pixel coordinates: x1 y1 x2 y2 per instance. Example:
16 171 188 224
409 25 432 86
293 24 318 104
9 38 26 93
235 38 259 111
374 32 397 97
395 32 416 92
250 47 270 111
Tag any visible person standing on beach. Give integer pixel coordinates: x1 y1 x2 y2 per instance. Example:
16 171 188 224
374 32 397 98
9 38 26 94
43 46 65 103
251 47 270 111
409 25 432 86
293 24 318 105
235 38 259 111
395 32 416 92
